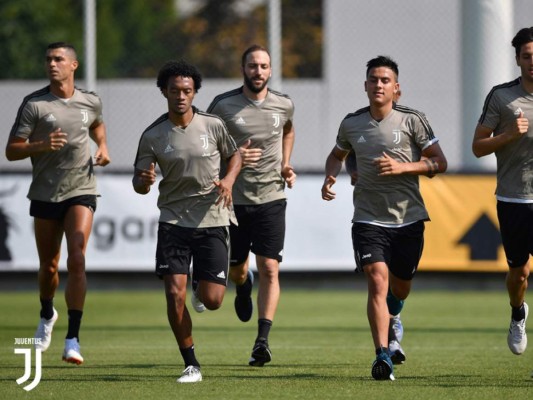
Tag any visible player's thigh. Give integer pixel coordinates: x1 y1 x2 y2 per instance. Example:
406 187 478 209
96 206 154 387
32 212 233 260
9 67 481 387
34 217 64 265
63 205 94 253
352 223 390 272
250 200 286 261
155 223 192 277
192 226 230 286
229 216 252 266
389 221 425 280
497 202 532 267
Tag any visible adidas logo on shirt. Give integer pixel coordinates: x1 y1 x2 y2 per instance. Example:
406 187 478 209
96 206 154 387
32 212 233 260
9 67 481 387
217 271 226 279
164 144 174 153
357 136 366 143
45 114 56 122
235 117 246 125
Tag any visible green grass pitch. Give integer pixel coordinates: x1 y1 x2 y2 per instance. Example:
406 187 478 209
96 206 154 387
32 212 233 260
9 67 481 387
1 287 532 399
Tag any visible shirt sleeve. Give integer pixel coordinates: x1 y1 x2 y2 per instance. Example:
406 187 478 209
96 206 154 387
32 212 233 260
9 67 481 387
9 102 36 140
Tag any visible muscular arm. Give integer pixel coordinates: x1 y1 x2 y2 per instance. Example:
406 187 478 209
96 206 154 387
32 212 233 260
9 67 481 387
281 120 296 188
472 116 528 158
133 163 156 195
374 142 447 178
215 150 242 208
321 146 349 201
89 121 111 166
5 129 68 161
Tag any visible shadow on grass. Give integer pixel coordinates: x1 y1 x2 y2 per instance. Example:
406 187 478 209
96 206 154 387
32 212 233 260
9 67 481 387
2 325 507 335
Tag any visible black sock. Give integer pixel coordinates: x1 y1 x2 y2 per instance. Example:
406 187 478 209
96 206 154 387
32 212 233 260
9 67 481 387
180 345 200 368
257 319 272 342
236 274 252 295
66 310 83 340
375 346 388 356
40 298 54 320
511 303 526 321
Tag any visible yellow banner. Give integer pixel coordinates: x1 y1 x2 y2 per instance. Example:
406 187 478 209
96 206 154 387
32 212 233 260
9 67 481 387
419 175 509 273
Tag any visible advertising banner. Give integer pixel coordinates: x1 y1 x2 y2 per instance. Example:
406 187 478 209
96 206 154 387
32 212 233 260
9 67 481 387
0 174 510 272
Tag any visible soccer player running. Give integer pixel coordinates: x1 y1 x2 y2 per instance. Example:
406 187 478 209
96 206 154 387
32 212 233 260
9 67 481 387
133 60 241 383
5 42 111 365
472 27 533 356
207 45 296 366
321 56 447 380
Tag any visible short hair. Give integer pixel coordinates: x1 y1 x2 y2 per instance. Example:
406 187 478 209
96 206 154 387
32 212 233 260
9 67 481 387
241 45 271 67
156 60 202 93
512 27 533 57
46 42 77 59
366 55 399 80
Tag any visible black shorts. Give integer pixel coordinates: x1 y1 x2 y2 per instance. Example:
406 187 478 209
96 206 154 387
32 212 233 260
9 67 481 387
155 223 230 285
497 201 533 268
230 199 286 265
352 221 425 280
30 195 97 220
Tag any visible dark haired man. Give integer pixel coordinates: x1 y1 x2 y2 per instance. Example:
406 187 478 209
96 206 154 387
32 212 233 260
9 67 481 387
472 27 533 356
322 55 447 380
6 42 110 365
133 60 241 383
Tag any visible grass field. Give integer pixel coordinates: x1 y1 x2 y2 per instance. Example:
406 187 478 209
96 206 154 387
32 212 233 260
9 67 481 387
1 287 532 399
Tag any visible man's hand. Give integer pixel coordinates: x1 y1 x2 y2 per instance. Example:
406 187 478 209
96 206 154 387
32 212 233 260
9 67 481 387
282 164 297 188
48 128 68 151
321 175 337 201
239 139 263 167
214 179 233 209
93 144 111 166
509 110 529 139
374 152 404 176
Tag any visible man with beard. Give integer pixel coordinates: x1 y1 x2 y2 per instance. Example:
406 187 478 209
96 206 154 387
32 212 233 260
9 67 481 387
207 45 296 367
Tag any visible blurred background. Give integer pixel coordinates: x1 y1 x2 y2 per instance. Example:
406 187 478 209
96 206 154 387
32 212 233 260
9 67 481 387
0 0 532 277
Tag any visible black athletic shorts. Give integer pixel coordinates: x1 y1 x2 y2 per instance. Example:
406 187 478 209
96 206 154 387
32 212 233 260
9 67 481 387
497 201 533 268
30 195 97 220
155 222 230 285
230 199 287 265
352 221 425 280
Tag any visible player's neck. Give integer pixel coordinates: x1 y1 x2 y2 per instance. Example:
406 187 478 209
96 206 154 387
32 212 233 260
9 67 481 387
243 85 268 101
169 108 194 129
520 76 533 94
49 80 75 99
369 102 393 122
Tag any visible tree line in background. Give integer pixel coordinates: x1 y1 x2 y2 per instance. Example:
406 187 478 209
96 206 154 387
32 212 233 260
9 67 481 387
0 0 322 80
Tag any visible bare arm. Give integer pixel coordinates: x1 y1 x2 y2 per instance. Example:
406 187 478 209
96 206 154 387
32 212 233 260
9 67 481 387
281 120 296 188
345 150 358 185
215 150 242 208
373 142 447 178
89 122 111 166
5 128 68 161
133 163 156 195
472 113 528 157
321 146 349 201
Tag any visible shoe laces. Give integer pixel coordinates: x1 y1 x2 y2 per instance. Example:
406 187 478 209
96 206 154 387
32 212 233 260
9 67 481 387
510 318 526 336
183 366 199 375
36 320 52 337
